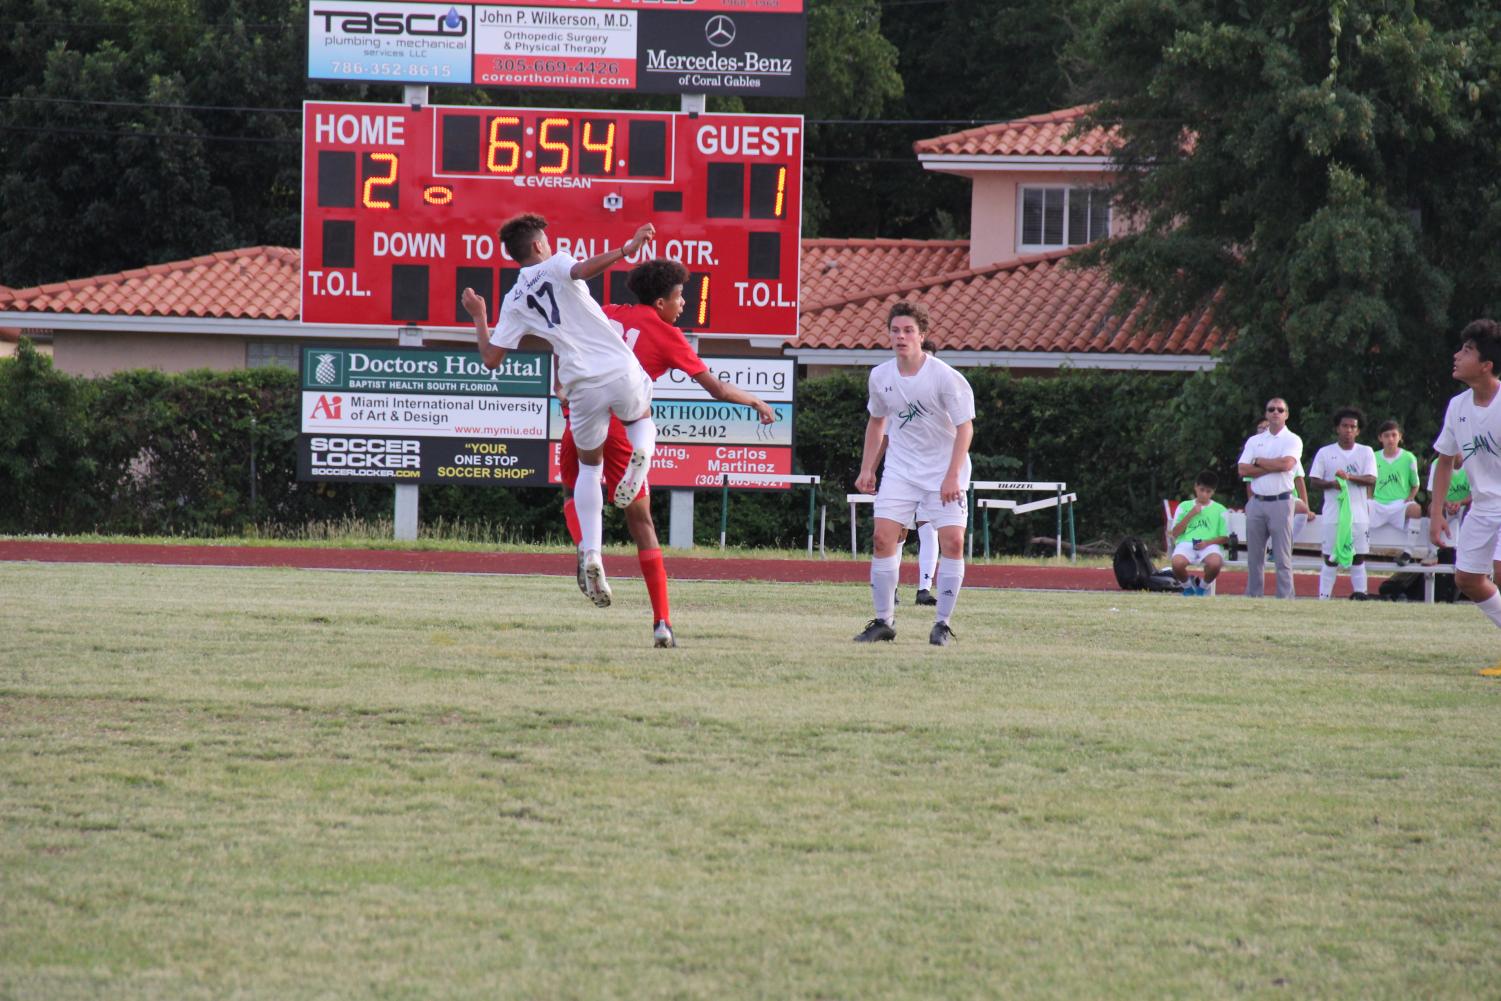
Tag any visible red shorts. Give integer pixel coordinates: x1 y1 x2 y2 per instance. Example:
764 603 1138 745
559 414 648 501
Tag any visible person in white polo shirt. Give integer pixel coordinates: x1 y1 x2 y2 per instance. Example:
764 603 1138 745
1429 319 1501 676
853 301 975 647
1307 408 1378 599
1237 397 1304 598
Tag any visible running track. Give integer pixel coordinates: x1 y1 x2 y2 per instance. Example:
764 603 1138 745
0 540 1358 597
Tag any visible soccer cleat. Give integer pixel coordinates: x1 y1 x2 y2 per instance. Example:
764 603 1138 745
853 618 896 643
1478 663 1501 678
653 620 676 648
929 621 955 646
575 547 589 598
612 448 651 508
915 588 937 606
582 549 612 608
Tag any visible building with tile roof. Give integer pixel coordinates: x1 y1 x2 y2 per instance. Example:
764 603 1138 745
0 105 1221 378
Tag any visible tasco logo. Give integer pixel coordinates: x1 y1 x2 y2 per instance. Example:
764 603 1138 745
310 395 343 420
313 7 468 37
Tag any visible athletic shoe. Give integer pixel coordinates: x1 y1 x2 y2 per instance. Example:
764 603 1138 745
612 448 651 508
653 620 676 648
915 588 937 606
853 619 896 642
575 547 589 598
929 622 955 646
1478 662 1501 678
582 549 612 608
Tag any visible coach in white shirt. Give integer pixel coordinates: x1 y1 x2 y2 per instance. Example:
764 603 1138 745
1237 397 1304 598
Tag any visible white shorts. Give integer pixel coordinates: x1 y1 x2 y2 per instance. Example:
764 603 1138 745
1320 520 1370 557
1368 500 1410 531
567 369 653 452
1453 508 1501 574
874 473 969 531
1171 540 1222 564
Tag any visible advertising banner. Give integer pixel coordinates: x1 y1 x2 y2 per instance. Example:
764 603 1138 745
299 435 550 484
307 1 805 96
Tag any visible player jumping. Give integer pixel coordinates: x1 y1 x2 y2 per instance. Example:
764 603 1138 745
556 258 777 647
462 213 656 609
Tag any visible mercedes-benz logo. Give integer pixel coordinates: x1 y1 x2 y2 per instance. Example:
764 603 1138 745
705 15 736 48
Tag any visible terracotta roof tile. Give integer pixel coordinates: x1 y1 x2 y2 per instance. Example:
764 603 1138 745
0 247 301 320
800 238 971 308
913 105 1118 158
797 250 1227 357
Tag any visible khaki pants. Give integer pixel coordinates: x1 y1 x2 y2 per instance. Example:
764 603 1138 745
1246 495 1295 598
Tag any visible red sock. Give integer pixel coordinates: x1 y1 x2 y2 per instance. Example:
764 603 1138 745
563 498 582 546
638 548 670 625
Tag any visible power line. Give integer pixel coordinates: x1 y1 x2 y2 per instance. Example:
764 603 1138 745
0 124 298 146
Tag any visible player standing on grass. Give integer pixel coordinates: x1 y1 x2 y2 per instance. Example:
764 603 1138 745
853 301 975 646
1429 319 1501 676
555 259 777 648
462 213 657 610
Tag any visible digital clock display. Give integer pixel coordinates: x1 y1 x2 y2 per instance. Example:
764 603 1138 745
301 101 803 338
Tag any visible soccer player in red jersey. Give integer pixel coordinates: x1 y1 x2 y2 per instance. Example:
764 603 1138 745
557 259 776 648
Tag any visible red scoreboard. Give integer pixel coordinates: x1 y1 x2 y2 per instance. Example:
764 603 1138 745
301 101 802 337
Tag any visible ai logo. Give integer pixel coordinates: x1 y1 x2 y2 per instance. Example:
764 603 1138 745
313 352 340 386
310 395 343 420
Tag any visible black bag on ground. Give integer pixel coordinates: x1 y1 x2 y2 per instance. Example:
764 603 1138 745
1378 547 1458 602
1113 536 1179 591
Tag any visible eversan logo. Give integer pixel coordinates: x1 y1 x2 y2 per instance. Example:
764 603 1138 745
705 15 736 48
310 395 343 420
313 353 339 386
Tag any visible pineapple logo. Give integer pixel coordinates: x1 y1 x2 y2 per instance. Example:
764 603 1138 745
314 353 339 386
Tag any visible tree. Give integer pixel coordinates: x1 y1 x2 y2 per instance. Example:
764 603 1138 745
1069 0 1501 462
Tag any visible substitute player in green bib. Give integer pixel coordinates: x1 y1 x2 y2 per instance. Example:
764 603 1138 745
1169 470 1230 595
1369 420 1422 549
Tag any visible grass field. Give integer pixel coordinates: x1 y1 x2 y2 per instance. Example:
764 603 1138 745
3 562 1500 1000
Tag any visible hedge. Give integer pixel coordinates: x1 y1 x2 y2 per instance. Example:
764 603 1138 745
0 340 1198 549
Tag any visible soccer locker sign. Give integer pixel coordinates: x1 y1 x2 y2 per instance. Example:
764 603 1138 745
297 345 552 485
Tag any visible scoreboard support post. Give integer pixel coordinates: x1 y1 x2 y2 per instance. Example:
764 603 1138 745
393 323 425 540
664 93 707 551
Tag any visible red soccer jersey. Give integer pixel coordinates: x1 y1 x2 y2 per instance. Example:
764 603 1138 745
604 304 709 382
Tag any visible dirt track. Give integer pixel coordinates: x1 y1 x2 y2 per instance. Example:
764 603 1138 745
0 540 1356 596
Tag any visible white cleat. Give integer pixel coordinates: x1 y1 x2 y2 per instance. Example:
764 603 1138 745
583 549 612 608
575 547 589 598
653 620 676 648
612 448 652 508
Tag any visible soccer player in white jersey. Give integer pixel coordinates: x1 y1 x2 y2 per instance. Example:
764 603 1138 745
1429 319 1501 675
1307 408 1378 599
853 301 975 646
461 213 657 609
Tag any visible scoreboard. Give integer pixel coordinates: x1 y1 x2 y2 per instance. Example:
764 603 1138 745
301 101 803 338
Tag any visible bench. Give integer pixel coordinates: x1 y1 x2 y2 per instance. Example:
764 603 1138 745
719 473 822 556
846 480 1078 559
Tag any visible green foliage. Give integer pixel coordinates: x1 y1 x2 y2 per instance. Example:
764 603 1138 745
1069 0 1501 467
0 354 1191 546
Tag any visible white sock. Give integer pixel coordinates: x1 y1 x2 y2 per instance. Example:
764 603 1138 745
917 523 937 590
870 553 900 624
935 556 965 623
624 415 657 456
1319 565 1336 600
574 462 604 553
1350 564 1368 595
1477 593 1501 630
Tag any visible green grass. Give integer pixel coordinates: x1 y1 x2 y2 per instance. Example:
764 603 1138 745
2 563 1499 999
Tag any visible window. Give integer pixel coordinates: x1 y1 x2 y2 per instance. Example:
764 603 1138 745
1019 186 1111 250
247 340 297 370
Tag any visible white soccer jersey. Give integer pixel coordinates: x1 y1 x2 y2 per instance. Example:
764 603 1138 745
1435 388 1501 514
1309 442 1376 524
491 251 644 395
867 356 976 486
1237 428 1303 496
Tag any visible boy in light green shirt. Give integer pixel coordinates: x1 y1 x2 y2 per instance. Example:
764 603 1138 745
1170 470 1230 595
1370 420 1421 534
